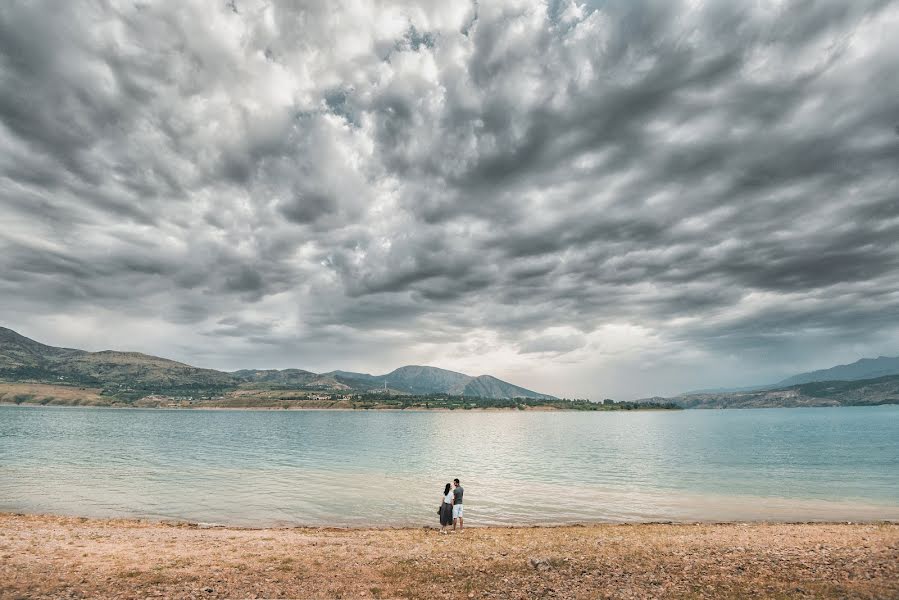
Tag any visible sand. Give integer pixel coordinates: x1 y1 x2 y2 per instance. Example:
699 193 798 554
0 514 896 599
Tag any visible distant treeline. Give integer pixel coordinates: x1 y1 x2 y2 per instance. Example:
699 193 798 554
1 369 681 410
101 384 234 403
339 393 679 411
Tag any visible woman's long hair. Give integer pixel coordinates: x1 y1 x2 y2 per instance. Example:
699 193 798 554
443 483 452 496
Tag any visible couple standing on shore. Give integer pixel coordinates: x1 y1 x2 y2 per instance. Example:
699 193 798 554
438 478 463 534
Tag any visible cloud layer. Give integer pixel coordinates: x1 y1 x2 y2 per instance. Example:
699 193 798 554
2 0 898 398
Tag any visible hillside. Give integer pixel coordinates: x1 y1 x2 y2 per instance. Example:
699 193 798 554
658 374 899 409
328 365 470 394
322 365 555 399
382 365 473 394
682 354 899 395
0 327 555 402
775 356 899 387
0 326 86 368
462 375 553 399
0 327 233 390
232 368 334 387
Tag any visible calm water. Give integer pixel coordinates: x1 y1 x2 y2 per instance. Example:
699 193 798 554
1 405 897 526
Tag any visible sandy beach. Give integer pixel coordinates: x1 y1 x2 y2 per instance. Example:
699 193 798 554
0 514 896 599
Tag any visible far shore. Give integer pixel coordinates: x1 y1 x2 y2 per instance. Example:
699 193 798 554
0 401 677 412
1 513 896 599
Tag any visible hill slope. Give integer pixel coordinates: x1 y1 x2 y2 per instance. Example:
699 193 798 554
0 326 85 368
682 354 899 395
775 356 899 387
1 327 234 389
0 327 555 400
655 373 899 409
462 375 553 399
232 369 318 386
323 365 554 399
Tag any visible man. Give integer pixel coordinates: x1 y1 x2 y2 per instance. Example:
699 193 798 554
452 478 464 531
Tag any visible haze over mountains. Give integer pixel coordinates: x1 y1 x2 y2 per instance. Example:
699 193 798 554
774 356 899 387
2 326 897 408
0 327 554 400
685 356 899 395
657 356 899 409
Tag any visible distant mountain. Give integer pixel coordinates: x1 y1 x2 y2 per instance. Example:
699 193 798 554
382 365 473 394
325 365 555 399
682 384 771 394
232 368 319 386
324 370 388 389
0 327 231 388
652 373 899 409
774 356 899 387
681 355 899 395
462 375 550 399
0 326 85 366
0 327 555 400
325 370 380 383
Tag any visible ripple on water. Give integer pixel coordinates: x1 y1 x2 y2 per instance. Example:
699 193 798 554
1 405 897 526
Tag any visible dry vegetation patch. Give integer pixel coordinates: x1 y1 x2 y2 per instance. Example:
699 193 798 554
0 383 106 406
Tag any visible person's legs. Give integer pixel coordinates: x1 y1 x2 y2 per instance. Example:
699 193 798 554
452 504 463 530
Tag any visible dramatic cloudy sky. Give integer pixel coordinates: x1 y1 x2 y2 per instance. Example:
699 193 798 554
1 0 898 399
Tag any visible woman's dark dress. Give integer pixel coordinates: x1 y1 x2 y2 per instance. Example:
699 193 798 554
440 501 453 526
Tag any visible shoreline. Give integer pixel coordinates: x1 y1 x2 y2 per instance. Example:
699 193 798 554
1 513 896 599
5 400 896 412
4 510 898 531
4 506 899 531
0 401 677 412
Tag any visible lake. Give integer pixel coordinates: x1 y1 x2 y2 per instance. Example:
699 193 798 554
1 405 897 526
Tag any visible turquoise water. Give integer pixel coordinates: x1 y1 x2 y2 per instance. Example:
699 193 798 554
0 405 896 526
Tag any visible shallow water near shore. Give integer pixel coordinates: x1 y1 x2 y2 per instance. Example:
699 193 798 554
1 405 897 526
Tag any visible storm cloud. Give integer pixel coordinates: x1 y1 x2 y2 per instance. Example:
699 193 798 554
1 0 897 399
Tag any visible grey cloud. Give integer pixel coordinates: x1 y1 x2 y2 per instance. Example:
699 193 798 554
223 265 265 294
1 0 898 398
279 191 337 224
519 334 587 355
208 316 278 339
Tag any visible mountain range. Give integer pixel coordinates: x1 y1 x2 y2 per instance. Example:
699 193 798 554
656 374 899 409
2 325 897 408
0 326 554 400
683 356 899 395
655 356 899 409
773 356 899 387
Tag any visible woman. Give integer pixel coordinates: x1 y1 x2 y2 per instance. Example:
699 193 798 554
439 482 454 533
